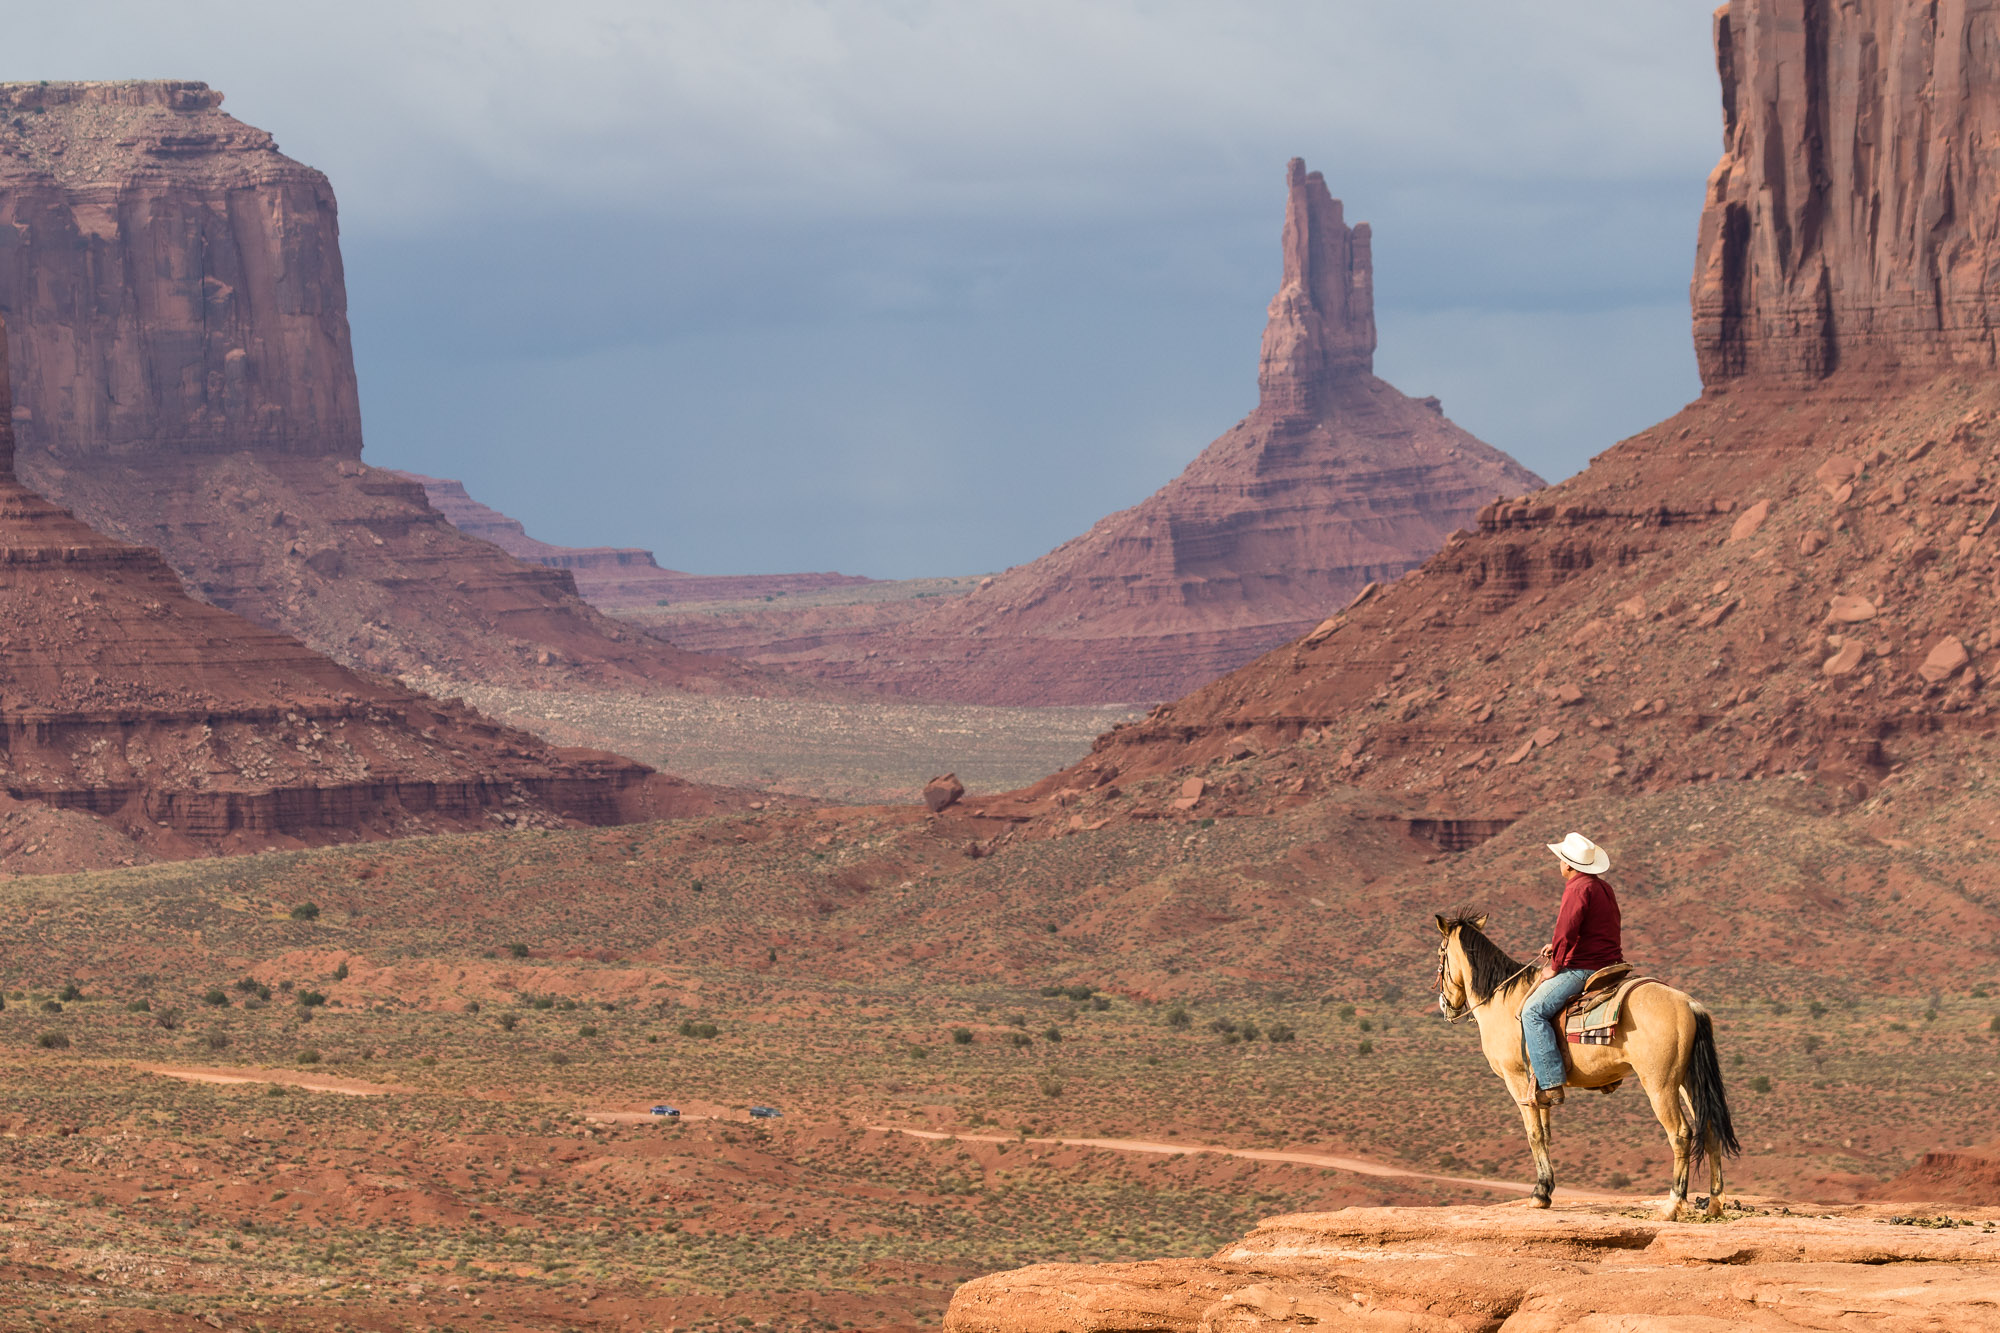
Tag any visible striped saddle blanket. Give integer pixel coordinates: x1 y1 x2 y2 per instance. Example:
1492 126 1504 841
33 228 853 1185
1564 974 1658 1046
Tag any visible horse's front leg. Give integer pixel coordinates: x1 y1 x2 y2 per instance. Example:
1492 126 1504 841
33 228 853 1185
1513 1101 1555 1208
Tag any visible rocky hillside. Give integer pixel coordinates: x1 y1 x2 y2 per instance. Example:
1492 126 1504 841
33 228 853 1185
394 470 876 610
669 158 1541 706
0 316 738 873
0 80 758 691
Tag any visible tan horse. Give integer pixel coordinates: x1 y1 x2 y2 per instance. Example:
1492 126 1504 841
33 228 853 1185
1433 914 1740 1220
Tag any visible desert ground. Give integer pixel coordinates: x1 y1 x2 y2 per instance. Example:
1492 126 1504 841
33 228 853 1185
0 808 1992 1330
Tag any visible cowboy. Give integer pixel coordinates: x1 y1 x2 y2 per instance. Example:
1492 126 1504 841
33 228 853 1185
1520 831 1623 1108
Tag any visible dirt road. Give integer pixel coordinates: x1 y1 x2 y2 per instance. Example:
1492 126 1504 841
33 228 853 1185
873 1125 1625 1201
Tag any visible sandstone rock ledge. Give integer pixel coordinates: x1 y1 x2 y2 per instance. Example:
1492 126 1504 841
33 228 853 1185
943 1203 2000 1331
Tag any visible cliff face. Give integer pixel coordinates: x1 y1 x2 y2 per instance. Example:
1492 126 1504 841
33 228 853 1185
0 81 761 691
0 81 360 458
1693 0 2000 385
687 159 1542 706
0 315 730 870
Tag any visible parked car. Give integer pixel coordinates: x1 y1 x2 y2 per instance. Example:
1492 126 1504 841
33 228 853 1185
649 1105 680 1117
748 1105 782 1119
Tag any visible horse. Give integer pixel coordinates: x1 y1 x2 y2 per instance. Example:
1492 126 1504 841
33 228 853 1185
1432 913 1741 1220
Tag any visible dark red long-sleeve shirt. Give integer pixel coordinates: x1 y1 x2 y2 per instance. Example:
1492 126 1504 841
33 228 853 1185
1550 872 1623 971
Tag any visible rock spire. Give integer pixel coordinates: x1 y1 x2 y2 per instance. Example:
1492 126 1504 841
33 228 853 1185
676 158 1541 706
1692 0 2000 385
1258 157 1377 414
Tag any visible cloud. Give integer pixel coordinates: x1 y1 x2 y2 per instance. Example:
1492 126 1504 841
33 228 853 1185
8 2 1725 577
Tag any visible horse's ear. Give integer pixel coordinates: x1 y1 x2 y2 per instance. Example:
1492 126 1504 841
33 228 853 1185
1434 914 1451 936
1472 914 1488 930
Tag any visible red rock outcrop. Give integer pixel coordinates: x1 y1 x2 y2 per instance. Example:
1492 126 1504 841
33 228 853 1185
686 159 1541 705
1875 1140 2000 1206
945 1204 2000 1331
1693 0 2000 384
0 81 760 690
0 315 729 868
1003 0 2000 823
393 471 876 611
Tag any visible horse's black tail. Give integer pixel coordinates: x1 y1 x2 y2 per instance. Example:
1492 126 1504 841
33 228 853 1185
1686 1004 1741 1167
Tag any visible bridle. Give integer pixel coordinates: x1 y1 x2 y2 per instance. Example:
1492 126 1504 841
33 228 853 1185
1435 931 1535 1025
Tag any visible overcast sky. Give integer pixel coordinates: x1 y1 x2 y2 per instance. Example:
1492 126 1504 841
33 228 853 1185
8 2 1723 578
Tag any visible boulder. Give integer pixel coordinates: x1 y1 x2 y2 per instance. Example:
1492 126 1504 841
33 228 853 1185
1919 637 1970 684
1728 499 1771 541
923 774 966 813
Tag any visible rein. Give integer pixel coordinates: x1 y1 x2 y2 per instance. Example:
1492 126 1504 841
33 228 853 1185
1436 944 1537 1024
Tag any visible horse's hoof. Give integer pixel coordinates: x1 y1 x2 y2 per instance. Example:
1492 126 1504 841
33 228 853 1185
1705 1198 1725 1219
1657 1198 1685 1222
1529 1194 1552 1210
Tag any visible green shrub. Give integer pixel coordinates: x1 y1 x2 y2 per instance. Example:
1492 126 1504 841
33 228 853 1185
1357 1039 1373 1055
1042 1025 1063 1043
1165 1006 1191 1030
332 961 349 982
1239 1021 1261 1042
297 1049 322 1065
578 1025 599 1038
290 902 320 921
1358 1018 1373 1032
39 1000 62 1014
205 1031 230 1051
1338 1004 1356 1020
497 1013 520 1032
1751 1075 1772 1093
1036 1073 1065 1098
1208 1018 1237 1036
1090 995 1111 1011
508 943 530 959
155 1007 182 1031
1988 1015 1998 1032
678 1020 719 1039
950 1027 974 1045
58 982 82 1002
296 990 326 1008
202 989 229 1007
1267 1023 1296 1043
126 998 151 1013
531 996 555 1011
36 1031 69 1050
1008 1032 1032 1048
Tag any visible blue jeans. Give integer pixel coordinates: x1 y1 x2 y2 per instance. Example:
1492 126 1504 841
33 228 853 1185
1522 968 1592 1091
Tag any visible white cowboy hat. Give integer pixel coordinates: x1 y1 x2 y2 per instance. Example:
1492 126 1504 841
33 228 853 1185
1547 831 1610 875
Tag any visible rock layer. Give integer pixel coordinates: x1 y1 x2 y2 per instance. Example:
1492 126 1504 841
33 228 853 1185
394 471 876 611
0 315 723 866
945 1203 2000 1332
686 159 1541 705
1693 0 2000 384
0 81 758 689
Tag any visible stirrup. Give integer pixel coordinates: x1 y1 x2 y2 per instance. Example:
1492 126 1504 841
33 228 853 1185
1523 1085 1564 1109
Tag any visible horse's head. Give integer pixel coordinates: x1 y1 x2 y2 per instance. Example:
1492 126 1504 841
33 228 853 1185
1433 913 1484 1018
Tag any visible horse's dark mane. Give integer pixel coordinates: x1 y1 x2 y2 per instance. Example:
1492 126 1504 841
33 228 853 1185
1444 916 1530 1003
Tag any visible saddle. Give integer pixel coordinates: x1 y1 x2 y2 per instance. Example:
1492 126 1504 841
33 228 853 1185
1563 964 1658 1044
1557 964 1658 1096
